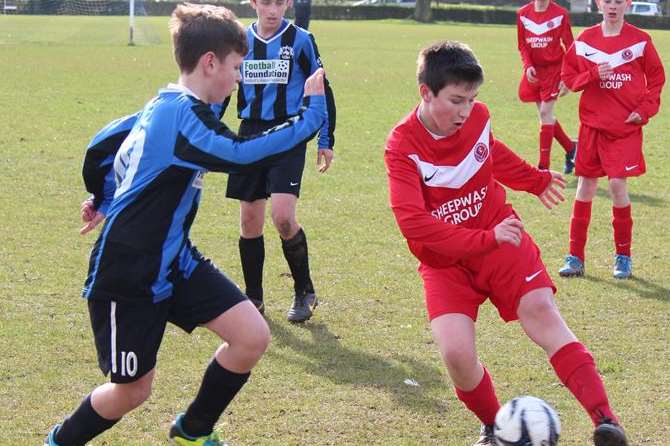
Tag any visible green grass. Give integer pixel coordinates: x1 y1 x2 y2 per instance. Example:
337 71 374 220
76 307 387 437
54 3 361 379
1 16 669 445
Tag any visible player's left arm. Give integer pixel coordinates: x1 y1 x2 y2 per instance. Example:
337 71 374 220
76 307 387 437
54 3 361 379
304 33 336 172
81 111 140 234
628 39 666 125
491 137 560 198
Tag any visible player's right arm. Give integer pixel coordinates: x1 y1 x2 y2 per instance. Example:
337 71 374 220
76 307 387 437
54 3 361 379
561 40 601 92
517 11 534 72
385 145 498 261
175 70 327 172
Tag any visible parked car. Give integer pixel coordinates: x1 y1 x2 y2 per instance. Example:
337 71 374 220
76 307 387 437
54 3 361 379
352 0 415 8
626 1 661 16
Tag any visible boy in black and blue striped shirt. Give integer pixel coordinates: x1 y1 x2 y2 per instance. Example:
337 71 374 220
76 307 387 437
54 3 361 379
226 0 337 322
44 4 326 445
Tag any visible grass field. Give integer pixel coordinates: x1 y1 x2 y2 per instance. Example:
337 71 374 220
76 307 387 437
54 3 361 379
0 15 669 445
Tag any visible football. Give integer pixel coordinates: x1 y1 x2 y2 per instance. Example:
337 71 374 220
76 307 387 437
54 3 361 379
493 396 561 446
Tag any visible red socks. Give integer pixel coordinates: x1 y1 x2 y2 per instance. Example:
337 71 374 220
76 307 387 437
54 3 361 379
539 124 554 169
612 205 633 257
455 367 500 426
553 120 574 153
550 342 618 425
569 200 592 262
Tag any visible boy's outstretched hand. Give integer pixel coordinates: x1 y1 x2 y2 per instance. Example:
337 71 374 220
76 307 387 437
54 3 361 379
304 68 325 96
538 171 566 209
494 216 524 247
80 199 105 235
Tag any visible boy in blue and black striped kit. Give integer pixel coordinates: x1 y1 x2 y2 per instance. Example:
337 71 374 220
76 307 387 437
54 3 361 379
44 4 327 445
226 0 337 322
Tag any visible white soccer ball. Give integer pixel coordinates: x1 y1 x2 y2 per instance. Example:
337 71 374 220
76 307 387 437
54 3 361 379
493 396 561 446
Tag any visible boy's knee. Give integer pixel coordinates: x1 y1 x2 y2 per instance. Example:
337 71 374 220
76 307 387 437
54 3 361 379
442 346 477 373
272 215 296 238
237 319 271 361
119 379 153 409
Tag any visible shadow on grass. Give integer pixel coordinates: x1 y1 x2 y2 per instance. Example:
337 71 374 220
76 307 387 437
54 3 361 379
265 318 449 416
582 275 670 302
564 179 667 208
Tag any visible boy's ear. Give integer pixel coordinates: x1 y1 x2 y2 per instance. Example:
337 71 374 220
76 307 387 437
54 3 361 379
200 51 217 73
419 83 433 102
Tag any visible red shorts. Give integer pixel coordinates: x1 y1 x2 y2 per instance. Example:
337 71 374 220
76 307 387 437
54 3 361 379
576 123 645 178
419 231 556 322
518 64 562 103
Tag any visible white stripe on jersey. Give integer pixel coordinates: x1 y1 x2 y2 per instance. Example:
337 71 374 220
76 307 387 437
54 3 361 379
409 119 491 189
575 40 646 69
520 15 564 36
114 128 146 198
110 301 117 374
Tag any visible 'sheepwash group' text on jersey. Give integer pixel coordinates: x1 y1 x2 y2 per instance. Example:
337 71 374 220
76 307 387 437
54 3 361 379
385 103 552 269
82 84 326 302
561 22 665 137
237 19 336 149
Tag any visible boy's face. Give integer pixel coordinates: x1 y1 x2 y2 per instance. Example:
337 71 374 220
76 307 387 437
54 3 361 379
207 51 244 104
419 82 480 137
251 0 291 33
597 0 630 23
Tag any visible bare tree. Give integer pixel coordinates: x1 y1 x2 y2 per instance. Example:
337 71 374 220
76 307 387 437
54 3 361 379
415 0 432 22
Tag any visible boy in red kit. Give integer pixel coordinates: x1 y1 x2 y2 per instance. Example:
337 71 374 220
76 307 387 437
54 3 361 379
517 0 576 173
559 0 665 279
385 41 628 446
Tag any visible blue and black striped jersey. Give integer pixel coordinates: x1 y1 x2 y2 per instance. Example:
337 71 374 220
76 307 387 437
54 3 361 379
237 19 336 149
82 84 326 303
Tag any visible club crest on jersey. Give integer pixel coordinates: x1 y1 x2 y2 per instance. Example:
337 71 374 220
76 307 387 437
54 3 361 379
279 45 294 60
546 20 554 28
474 143 489 163
621 49 633 61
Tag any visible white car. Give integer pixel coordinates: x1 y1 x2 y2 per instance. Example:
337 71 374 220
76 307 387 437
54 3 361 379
626 1 661 16
352 0 415 8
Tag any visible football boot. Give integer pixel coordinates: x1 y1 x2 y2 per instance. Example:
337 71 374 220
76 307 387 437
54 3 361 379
612 255 632 279
559 255 584 277
169 413 228 446
474 424 496 446
287 291 318 323
593 419 628 446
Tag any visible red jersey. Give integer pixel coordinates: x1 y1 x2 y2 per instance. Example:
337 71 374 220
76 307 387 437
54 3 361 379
562 23 665 137
385 103 552 268
517 1 574 70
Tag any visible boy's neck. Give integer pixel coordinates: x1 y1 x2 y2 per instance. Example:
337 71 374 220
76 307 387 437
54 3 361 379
601 19 624 36
178 75 210 104
534 0 550 12
256 19 283 39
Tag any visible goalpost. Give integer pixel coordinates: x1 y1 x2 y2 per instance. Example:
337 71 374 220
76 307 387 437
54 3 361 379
129 0 135 45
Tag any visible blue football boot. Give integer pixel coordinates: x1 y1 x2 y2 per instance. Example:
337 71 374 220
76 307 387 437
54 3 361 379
169 413 228 446
559 255 584 277
612 254 632 279
44 425 62 446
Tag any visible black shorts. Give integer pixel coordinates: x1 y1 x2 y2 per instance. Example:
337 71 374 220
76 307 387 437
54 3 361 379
88 258 247 383
226 118 307 202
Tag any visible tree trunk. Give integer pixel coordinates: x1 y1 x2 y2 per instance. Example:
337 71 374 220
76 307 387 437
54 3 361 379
415 0 432 22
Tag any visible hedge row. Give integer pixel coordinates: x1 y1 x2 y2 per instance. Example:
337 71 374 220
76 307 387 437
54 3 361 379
10 0 670 30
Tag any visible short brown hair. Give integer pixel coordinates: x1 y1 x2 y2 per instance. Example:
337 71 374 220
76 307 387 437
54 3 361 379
169 3 248 74
417 41 483 95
